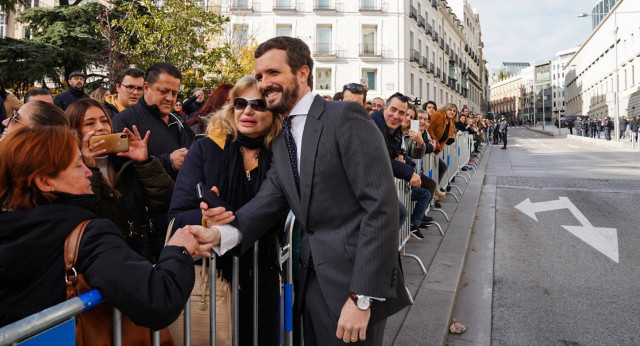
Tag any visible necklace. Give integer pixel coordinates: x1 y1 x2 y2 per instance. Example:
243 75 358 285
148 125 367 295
239 147 259 181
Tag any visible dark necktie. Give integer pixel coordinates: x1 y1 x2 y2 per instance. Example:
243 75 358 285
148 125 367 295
282 115 300 195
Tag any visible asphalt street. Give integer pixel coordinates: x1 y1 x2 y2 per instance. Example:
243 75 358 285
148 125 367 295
448 128 640 346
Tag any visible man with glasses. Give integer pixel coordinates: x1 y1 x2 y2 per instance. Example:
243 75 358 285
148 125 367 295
54 71 90 110
371 97 385 112
104 68 145 118
113 63 195 180
342 83 367 106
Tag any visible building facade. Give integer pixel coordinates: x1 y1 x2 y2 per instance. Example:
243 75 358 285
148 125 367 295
222 0 488 112
565 0 640 130
591 0 618 30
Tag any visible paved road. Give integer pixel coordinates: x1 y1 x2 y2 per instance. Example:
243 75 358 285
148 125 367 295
449 128 640 345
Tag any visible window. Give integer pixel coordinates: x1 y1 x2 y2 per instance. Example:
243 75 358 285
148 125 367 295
233 25 249 46
419 78 423 98
410 73 415 95
275 0 291 8
316 25 332 54
316 0 331 9
362 25 377 54
235 0 248 7
316 68 332 91
0 14 6 38
362 69 377 90
276 24 292 37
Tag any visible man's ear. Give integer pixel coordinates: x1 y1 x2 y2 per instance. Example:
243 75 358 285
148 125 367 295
297 65 310 86
143 82 150 96
34 175 54 193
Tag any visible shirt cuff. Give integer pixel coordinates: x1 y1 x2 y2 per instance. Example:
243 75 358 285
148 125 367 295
212 224 243 256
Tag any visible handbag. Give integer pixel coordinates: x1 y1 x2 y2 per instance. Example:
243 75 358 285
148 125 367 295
65 220 174 346
165 219 233 346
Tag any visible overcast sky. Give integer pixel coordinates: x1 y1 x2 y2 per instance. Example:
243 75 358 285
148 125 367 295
471 0 593 69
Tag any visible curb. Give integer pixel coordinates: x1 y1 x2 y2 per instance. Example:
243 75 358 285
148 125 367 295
393 145 492 346
524 126 555 136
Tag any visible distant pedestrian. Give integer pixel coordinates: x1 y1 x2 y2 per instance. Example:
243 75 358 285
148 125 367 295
499 117 508 149
596 118 602 139
54 71 90 110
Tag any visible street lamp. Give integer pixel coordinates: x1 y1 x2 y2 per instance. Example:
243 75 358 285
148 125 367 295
578 9 640 142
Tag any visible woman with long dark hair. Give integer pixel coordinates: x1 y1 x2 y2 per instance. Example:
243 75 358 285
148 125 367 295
187 83 233 134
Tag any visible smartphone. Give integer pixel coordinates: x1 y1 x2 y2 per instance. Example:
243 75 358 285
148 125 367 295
196 182 232 211
89 133 129 154
410 120 420 132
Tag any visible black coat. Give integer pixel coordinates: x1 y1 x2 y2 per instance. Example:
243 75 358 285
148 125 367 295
0 95 6 133
0 194 194 329
370 111 414 181
54 86 89 110
112 97 195 180
182 95 204 118
103 100 120 119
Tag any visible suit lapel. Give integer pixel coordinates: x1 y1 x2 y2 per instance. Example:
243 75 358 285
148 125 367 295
299 96 324 225
273 136 302 210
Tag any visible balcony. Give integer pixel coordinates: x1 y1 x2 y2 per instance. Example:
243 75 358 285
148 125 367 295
409 49 420 63
273 2 299 12
229 1 254 12
313 43 341 60
439 38 444 49
359 0 382 12
409 5 417 20
445 44 449 56
360 44 389 60
421 57 428 69
426 23 433 36
428 62 434 74
432 31 439 42
314 0 338 12
436 67 441 79
431 0 437 9
462 87 469 98
417 15 425 28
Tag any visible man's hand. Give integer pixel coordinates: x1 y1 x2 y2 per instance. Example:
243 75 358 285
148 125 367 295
409 172 421 187
185 225 221 254
170 148 188 170
167 227 212 257
336 298 371 343
201 201 235 227
394 154 404 163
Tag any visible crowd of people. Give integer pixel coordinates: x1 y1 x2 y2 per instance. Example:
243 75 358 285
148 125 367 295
0 37 490 346
563 115 639 142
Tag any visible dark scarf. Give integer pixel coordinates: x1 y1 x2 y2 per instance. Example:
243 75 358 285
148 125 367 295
216 133 272 282
68 85 86 98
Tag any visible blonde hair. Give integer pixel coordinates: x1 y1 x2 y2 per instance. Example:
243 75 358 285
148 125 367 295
439 103 458 120
205 75 282 149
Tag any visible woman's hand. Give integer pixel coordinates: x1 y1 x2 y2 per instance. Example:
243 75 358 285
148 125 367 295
117 125 149 162
185 225 220 256
80 131 106 168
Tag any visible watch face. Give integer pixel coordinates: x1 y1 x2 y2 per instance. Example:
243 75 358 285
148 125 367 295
357 297 371 310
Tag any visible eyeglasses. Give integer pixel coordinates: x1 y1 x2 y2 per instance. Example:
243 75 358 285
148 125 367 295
120 84 144 94
345 83 366 94
372 103 384 109
8 111 30 128
233 97 267 112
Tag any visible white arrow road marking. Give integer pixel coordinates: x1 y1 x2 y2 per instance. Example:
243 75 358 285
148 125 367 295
515 197 619 263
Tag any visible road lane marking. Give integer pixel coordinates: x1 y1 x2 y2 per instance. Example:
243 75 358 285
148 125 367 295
568 144 580 148
515 197 619 263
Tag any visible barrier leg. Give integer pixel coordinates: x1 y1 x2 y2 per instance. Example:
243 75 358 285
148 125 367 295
253 242 259 346
209 255 216 346
455 172 470 183
401 253 427 276
445 191 459 202
184 298 191 346
431 206 450 222
113 308 122 346
425 220 445 236
232 256 239 346
151 330 160 346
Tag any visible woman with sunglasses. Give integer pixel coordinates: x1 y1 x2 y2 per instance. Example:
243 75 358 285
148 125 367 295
1 100 69 139
66 98 174 263
168 75 283 346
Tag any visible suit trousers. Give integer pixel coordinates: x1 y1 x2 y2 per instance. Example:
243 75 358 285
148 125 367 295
302 266 386 346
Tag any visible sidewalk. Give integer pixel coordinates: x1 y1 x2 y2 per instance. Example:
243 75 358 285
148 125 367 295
383 145 492 346
524 125 640 151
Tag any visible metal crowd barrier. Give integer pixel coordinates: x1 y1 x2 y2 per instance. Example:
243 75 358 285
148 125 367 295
420 154 446 235
0 218 297 346
395 179 427 275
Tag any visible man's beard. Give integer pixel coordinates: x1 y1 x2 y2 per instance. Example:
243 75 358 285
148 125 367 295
265 81 299 114
72 83 83 90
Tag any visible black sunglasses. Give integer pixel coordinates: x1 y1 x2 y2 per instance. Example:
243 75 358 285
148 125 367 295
345 83 366 94
233 97 267 112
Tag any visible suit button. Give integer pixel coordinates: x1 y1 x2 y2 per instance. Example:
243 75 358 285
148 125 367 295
307 228 314 235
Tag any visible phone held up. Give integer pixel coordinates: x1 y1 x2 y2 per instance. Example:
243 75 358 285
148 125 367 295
89 133 129 154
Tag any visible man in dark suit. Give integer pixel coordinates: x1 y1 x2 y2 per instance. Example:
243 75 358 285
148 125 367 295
192 37 411 345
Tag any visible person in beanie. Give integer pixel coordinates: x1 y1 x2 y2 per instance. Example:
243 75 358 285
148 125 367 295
54 71 90 110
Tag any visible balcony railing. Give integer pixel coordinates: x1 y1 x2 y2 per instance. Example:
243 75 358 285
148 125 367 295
431 0 437 9
313 43 340 57
359 0 382 12
439 38 444 49
409 5 417 19
230 1 254 11
360 43 382 57
417 15 425 28
428 62 434 74
425 23 433 36
410 48 420 63
432 31 439 42
445 44 449 56
436 67 441 79
273 2 299 11
421 56 428 69
314 0 338 11
467 67 478 81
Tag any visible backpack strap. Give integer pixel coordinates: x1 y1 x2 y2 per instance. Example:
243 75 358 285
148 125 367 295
65 220 91 299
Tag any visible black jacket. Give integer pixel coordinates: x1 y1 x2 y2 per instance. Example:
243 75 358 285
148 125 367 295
103 101 120 119
0 194 194 329
370 111 414 181
182 95 204 118
112 97 195 180
54 86 89 110
0 95 6 133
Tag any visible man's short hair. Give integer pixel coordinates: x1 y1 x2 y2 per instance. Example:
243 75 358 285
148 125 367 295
422 101 437 110
145 62 182 85
372 97 384 104
115 67 144 85
254 36 314 89
333 91 343 101
342 83 367 103
24 88 53 103
385 92 410 108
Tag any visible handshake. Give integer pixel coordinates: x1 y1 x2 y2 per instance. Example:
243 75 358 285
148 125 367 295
166 225 222 258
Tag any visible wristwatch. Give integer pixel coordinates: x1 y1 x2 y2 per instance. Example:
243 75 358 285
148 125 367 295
349 293 371 310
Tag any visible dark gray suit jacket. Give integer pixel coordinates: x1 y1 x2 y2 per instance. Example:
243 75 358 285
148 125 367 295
235 95 412 323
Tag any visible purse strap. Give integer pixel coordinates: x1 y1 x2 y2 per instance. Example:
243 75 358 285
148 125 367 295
65 220 91 300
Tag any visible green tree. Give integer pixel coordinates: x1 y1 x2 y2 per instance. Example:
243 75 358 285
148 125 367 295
0 37 59 96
